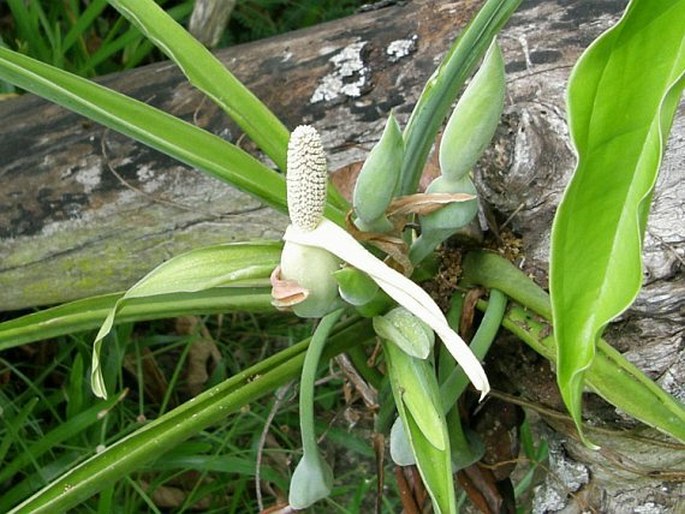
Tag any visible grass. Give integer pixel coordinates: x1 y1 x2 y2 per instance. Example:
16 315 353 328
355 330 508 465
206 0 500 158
0 1 385 510
0 0 195 82
0 0 366 92
0 313 400 512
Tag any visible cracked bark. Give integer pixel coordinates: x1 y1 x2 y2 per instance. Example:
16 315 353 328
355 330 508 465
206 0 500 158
0 0 683 511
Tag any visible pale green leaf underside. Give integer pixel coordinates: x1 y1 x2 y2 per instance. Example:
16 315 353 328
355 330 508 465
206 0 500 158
91 242 281 398
550 0 685 443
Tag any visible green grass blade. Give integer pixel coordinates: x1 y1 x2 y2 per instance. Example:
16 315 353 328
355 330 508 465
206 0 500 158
0 397 40 466
107 0 290 171
398 0 521 195
0 394 123 487
81 15 142 73
62 0 109 56
0 46 290 214
5 318 371 514
6 0 51 63
550 0 685 444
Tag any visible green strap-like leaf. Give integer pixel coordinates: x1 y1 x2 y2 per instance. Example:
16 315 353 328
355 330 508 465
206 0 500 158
398 0 520 195
550 0 685 444
106 0 290 170
0 46 293 215
0 287 275 350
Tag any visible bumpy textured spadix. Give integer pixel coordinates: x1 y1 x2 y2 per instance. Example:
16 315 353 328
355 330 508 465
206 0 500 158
287 125 327 231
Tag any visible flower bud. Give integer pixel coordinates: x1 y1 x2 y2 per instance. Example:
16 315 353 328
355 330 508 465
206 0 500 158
419 175 478 236
288 451 333 509
439 40 505 182
410 175 479 263
353 113 404 231
279 239 341 318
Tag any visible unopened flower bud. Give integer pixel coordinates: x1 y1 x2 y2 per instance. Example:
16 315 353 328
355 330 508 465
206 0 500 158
353 113 404 231
439 40 505 182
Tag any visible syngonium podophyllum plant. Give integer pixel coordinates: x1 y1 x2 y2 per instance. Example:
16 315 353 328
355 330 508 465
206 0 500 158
0 0 684 512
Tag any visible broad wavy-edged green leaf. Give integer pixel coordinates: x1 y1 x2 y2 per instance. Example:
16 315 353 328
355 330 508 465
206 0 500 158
91 242 282 398
0 46 294 215
550 0 685 444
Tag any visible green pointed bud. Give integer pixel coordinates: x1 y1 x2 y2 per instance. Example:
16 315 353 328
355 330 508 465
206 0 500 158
373 306 434 359
279 240 341 318
420 175 478 234
439 40 505 182
288 451 333 509
353 113 404 229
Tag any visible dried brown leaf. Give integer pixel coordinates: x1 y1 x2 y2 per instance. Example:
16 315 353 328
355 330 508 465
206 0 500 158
388 192 476 217
330 160 364 202
187 339 222 396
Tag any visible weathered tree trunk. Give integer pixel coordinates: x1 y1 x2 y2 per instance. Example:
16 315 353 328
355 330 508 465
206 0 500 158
0 0 683 511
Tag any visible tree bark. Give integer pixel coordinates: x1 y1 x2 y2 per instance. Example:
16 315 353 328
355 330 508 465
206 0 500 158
0 0 683 511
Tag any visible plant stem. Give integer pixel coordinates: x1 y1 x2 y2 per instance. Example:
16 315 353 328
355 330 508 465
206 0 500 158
440 289 507 411
298 309 344 457
477 299 685 443
461 249 551 320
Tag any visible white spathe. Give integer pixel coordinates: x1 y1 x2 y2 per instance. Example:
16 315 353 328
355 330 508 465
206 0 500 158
284 219 490 399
